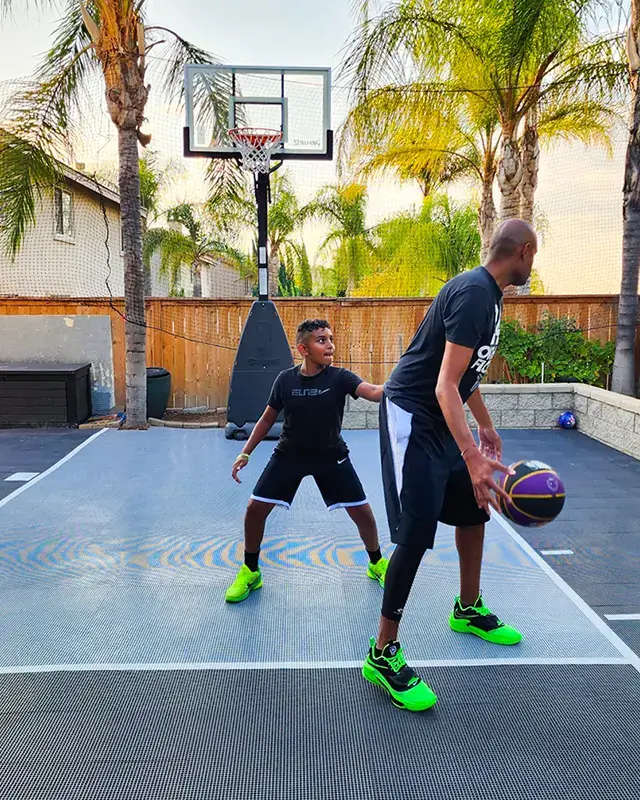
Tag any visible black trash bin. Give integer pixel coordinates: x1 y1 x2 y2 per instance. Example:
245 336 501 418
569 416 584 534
146 367 171 420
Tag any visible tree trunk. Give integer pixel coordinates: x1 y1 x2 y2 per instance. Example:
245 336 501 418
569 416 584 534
479 166 497 263
119 126 147 428
192 261 202 298
520 108 539 225
418 171 433 198
268 246 279 298
512 108 540 296
497 130 523 221
613 10 640 396
141 216 152 297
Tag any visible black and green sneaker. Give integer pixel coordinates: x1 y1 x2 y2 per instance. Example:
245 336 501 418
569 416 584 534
362 638 437 712
225 564 262 603
449 594 522 645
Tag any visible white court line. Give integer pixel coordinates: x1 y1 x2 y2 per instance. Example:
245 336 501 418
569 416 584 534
4 472 40 482
605 614 640 621
0 656 628 675
492 511 640 675
540 549 574 556
0 428 107 511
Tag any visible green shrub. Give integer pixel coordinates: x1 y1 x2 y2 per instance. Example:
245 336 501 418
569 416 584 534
497 313 614 386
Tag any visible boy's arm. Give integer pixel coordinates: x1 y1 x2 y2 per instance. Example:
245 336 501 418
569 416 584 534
231 406 278 483
239 406 279 458
232 371 284 483
355 382 384 403
341 367 384 403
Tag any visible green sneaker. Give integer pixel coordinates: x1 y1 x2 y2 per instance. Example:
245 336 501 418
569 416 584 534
449 594 522 645
366 557 389 587
362 638 437 712
225 564 262 603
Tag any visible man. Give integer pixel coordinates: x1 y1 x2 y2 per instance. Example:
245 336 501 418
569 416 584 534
227 319 388 602
362 220 538 712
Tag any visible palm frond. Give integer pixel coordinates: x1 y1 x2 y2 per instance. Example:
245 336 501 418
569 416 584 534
167 202 201 241
541 33 629 101
146 25 229 144
537 97 620 153
146 25 219 103
142 226 169 268
1 0 58 19
205 163 253 237
202 239 252 275
142 226 196 291
8 1 98 146
0 0 101 252
340 3 468 100
0 131 62 256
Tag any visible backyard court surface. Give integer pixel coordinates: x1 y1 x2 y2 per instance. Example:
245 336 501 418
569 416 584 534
0 426 639 799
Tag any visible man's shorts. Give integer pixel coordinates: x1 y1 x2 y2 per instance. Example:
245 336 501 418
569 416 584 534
251 452 368 511
380 396 489 549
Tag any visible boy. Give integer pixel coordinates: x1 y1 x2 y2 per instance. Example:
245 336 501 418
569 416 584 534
227 318 387 602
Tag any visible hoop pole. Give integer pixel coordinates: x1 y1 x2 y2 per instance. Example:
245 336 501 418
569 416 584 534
256 172 270 301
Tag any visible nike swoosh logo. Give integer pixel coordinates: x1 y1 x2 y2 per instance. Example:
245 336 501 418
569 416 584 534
337 458 348 465
318 388 331 394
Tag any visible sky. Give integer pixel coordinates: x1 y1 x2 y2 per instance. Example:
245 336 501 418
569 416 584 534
0 0 629 295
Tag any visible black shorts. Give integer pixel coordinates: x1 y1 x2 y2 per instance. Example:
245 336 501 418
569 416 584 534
251 452 368 510
380 396 489 549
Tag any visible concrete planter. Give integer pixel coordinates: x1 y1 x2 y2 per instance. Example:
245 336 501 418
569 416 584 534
342 384 640 462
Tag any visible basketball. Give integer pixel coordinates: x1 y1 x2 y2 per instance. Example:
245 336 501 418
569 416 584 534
558 411 577 429
498 460 565 527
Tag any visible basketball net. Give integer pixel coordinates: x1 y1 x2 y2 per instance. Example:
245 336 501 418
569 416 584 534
228 127 283 174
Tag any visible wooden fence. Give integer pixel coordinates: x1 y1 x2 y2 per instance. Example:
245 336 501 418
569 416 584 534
0 295 634 409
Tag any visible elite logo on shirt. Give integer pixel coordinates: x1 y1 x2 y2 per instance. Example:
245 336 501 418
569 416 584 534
470 303 502 386
291 387 331 397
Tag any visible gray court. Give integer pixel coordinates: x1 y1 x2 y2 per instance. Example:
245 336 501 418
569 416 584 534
0 427 639 799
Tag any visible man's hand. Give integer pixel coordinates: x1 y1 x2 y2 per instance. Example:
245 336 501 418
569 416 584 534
463 447 513 514
478 426 502 461
231 454 249 484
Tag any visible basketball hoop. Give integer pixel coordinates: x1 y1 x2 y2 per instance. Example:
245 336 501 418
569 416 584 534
229 127 283 174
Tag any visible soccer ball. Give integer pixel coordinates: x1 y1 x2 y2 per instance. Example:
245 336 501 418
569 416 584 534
557 411 576 430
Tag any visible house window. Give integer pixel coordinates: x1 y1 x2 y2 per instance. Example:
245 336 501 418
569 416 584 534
54 188 73 237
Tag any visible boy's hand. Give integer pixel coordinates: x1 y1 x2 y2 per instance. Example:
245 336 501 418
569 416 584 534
232 454 250 483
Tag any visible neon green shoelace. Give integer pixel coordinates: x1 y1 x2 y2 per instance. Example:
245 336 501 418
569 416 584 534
388 649 407 672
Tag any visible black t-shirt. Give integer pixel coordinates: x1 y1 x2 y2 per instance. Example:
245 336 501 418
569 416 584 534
267 365 363 457
385 266 503 419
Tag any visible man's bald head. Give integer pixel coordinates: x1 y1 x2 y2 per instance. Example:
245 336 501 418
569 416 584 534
489 219 537 261
486 219 538 288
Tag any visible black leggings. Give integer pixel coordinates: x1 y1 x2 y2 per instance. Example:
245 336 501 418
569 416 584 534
381 543 429 622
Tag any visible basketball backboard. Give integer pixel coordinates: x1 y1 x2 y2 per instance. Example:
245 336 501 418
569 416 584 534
184 65 332 161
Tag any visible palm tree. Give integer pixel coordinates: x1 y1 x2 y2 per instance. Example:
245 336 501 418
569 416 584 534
342 0 626 227
304 183 378 295
0 1 228 427
340 94 479 198
279 241 313 297
341 85 501 259
613 2 640 397
354 194 480 297
143 202 249 297
211 170 307 297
